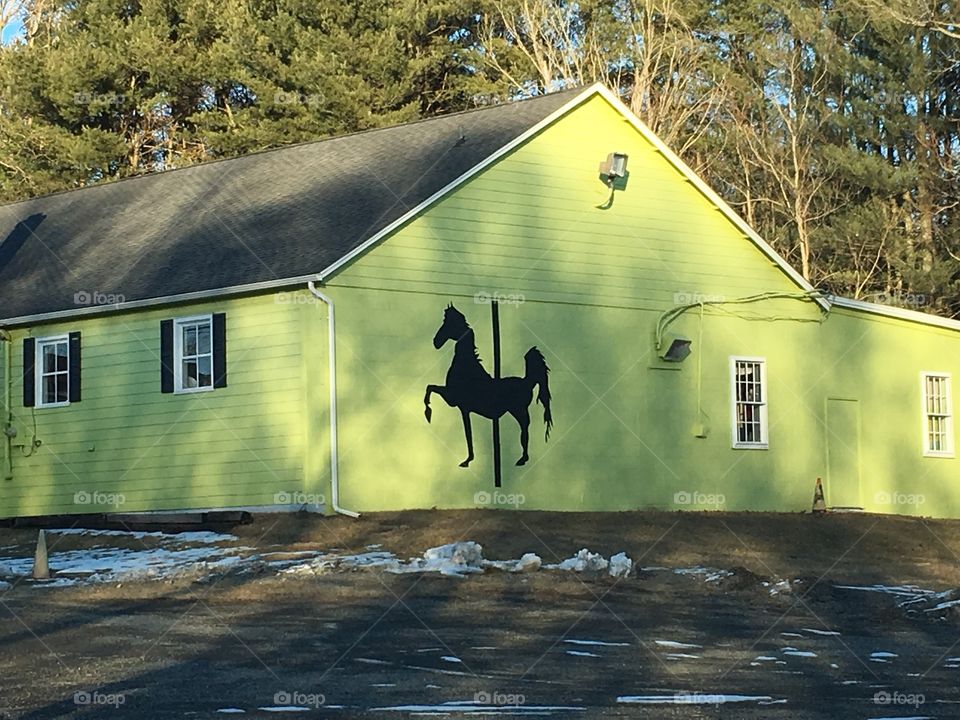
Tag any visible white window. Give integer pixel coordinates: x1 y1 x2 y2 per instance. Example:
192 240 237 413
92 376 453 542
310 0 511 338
922 372 954 457
36 335 70 407
174 315 214 393
730 357 768 449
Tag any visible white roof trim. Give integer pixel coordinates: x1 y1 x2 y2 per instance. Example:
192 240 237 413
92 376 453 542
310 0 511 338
590 85 830 311
830 296 960 332
0 275 318 327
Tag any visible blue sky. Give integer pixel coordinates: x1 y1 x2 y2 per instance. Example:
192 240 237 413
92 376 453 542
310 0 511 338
2 16 23 45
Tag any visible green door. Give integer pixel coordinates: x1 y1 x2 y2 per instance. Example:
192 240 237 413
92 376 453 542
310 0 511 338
825 398 862 508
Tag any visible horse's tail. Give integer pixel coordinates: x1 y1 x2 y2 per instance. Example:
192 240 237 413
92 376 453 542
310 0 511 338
524 346 553 442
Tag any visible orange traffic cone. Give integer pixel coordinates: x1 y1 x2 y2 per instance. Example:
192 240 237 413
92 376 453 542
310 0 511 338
812 478 827 514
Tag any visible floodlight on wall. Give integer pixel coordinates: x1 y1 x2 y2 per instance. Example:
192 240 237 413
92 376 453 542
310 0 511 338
599 152 628 186
658 333 692 362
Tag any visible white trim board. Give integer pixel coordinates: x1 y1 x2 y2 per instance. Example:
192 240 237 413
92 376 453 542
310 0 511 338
830 296 960 333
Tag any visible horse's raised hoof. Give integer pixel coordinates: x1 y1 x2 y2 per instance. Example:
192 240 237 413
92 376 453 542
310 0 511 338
424 406 432 423
459 458 472 468
515 456 528 466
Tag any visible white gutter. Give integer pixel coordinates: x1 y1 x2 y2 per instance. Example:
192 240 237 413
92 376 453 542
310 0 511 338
307 281 359 518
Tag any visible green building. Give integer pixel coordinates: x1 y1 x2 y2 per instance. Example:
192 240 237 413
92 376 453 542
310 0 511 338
1 84 957 519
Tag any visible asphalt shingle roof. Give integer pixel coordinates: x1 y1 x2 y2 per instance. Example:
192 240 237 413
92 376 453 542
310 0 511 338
0 89 580 323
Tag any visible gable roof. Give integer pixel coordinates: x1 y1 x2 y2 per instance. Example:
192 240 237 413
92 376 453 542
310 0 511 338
0 88 580 325
2 82 957 333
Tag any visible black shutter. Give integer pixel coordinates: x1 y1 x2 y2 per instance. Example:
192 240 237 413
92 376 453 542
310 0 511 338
160 319 174 393
68 331 81 403
22 337 35 407
213 313 227 388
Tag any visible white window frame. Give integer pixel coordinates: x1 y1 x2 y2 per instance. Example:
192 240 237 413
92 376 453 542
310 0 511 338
35 334 71 408
730 356 769 450
173 314 215 394
921 371 954 458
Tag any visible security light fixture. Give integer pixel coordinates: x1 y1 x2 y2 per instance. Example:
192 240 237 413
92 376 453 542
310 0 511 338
599 152 628 185
659 333 692 362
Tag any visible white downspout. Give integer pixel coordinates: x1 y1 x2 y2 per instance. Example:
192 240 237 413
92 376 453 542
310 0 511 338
307 281 359 518
1 328 12 481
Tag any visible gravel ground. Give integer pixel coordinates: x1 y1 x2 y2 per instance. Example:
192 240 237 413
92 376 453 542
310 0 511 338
0 509 959 719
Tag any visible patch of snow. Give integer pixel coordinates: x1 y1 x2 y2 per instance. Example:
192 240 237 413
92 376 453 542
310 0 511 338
780 632 803 638
769 579 793 596
564 639 630 647
870 652 898 659
548 548 609 573
47 528 238 543
484 553 542 573
371 702 583 713
216 710 245 714
802 628 841 636
782 648 817 658
655 640 702 649
566 650 600 657
617 694 775 704
441 656 462 663
672 566 734 582
354 658 392 666
666 653 700 660
609 552 633 578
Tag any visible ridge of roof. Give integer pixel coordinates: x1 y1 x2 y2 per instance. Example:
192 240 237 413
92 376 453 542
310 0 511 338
0 87 585 211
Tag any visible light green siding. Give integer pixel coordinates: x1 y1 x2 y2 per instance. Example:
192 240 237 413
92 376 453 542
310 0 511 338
3 91 959 519
322 94 960 516
0 293 327 517
819 307 960 516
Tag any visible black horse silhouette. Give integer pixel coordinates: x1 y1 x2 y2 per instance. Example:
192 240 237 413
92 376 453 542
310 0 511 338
424 304 553 467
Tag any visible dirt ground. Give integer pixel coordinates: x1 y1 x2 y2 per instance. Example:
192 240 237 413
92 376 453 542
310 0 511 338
1 509 960 718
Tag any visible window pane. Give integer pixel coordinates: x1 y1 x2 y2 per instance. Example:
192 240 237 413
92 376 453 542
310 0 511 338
198 324 211 355
43 344 58 373
197 356 212 388
55 373 68 403
183 360 198 388
184 326 197 356
44 375 57 404
55 342 68 371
